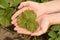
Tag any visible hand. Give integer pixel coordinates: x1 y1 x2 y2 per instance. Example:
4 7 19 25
11 1 45 35
11 6 43 35
12 1 45 20
12 1 60 23
11 7 33 35
31 13 60 36
18 1 60 16
18 1 48 18
11 1 60 36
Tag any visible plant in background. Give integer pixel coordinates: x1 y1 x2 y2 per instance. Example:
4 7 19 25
0 0 23 27
48 24 60 40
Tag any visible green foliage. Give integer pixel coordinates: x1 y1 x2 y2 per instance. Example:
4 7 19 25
48 24 60 40
30 0 48 3
51 24 60 31
17 10 38 32
0 0 24 27
0 9 5 16
10 0 23 7
48 30 57 38
55 36 60 40
32 36 42 40
0 0 9 9
0 8 16 27
41 0 48 2
48 38 55 40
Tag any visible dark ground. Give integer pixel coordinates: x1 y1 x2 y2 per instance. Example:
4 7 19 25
0 25 24 40
0 25 49 40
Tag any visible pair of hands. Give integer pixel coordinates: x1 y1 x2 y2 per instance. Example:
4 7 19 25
11 1 60 36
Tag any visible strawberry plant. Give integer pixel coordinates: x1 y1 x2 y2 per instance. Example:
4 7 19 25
17 10 38 32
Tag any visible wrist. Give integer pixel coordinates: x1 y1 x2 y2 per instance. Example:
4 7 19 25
39 1 60 14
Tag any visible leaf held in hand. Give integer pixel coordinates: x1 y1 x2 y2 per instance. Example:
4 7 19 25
17 10 38 32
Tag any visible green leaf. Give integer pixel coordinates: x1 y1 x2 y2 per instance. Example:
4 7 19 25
5 8 16 19
0 9 5 16
17 10 38 32
0 0 9 9
57 30 60 35
24 10 36 21
30 0 41 3
48 38 55 40
17 13 27 28
41 0 48 2
32 36 42 40
51 24 60 31
10 0 22 7
26 21 37 32
0 17 10 27
55 36 60 40
0 8 16 27
48 30 57 38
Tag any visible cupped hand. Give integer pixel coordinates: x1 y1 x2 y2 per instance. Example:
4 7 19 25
11 6 42 35
12 11 60 36
11 1 60 36
31 13 60 36
11 1 50 36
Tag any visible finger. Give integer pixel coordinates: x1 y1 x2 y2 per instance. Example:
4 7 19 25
18 1 29 9
31 30 43 36
18 1 40 17
13 22 32 35
14 26 32 35
11 19 17 24
31 17 50 36
18 1 35 9
11 7 30 20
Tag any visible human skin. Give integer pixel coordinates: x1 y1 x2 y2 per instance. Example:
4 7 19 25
12 0 60 20
31 13 60 36
11 0 60 36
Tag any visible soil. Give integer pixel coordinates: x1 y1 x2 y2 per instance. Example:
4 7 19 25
0 25 23 40
0 25 49 40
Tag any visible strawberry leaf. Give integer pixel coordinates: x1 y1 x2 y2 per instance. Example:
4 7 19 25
17 10 38 32
0 0 9 9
